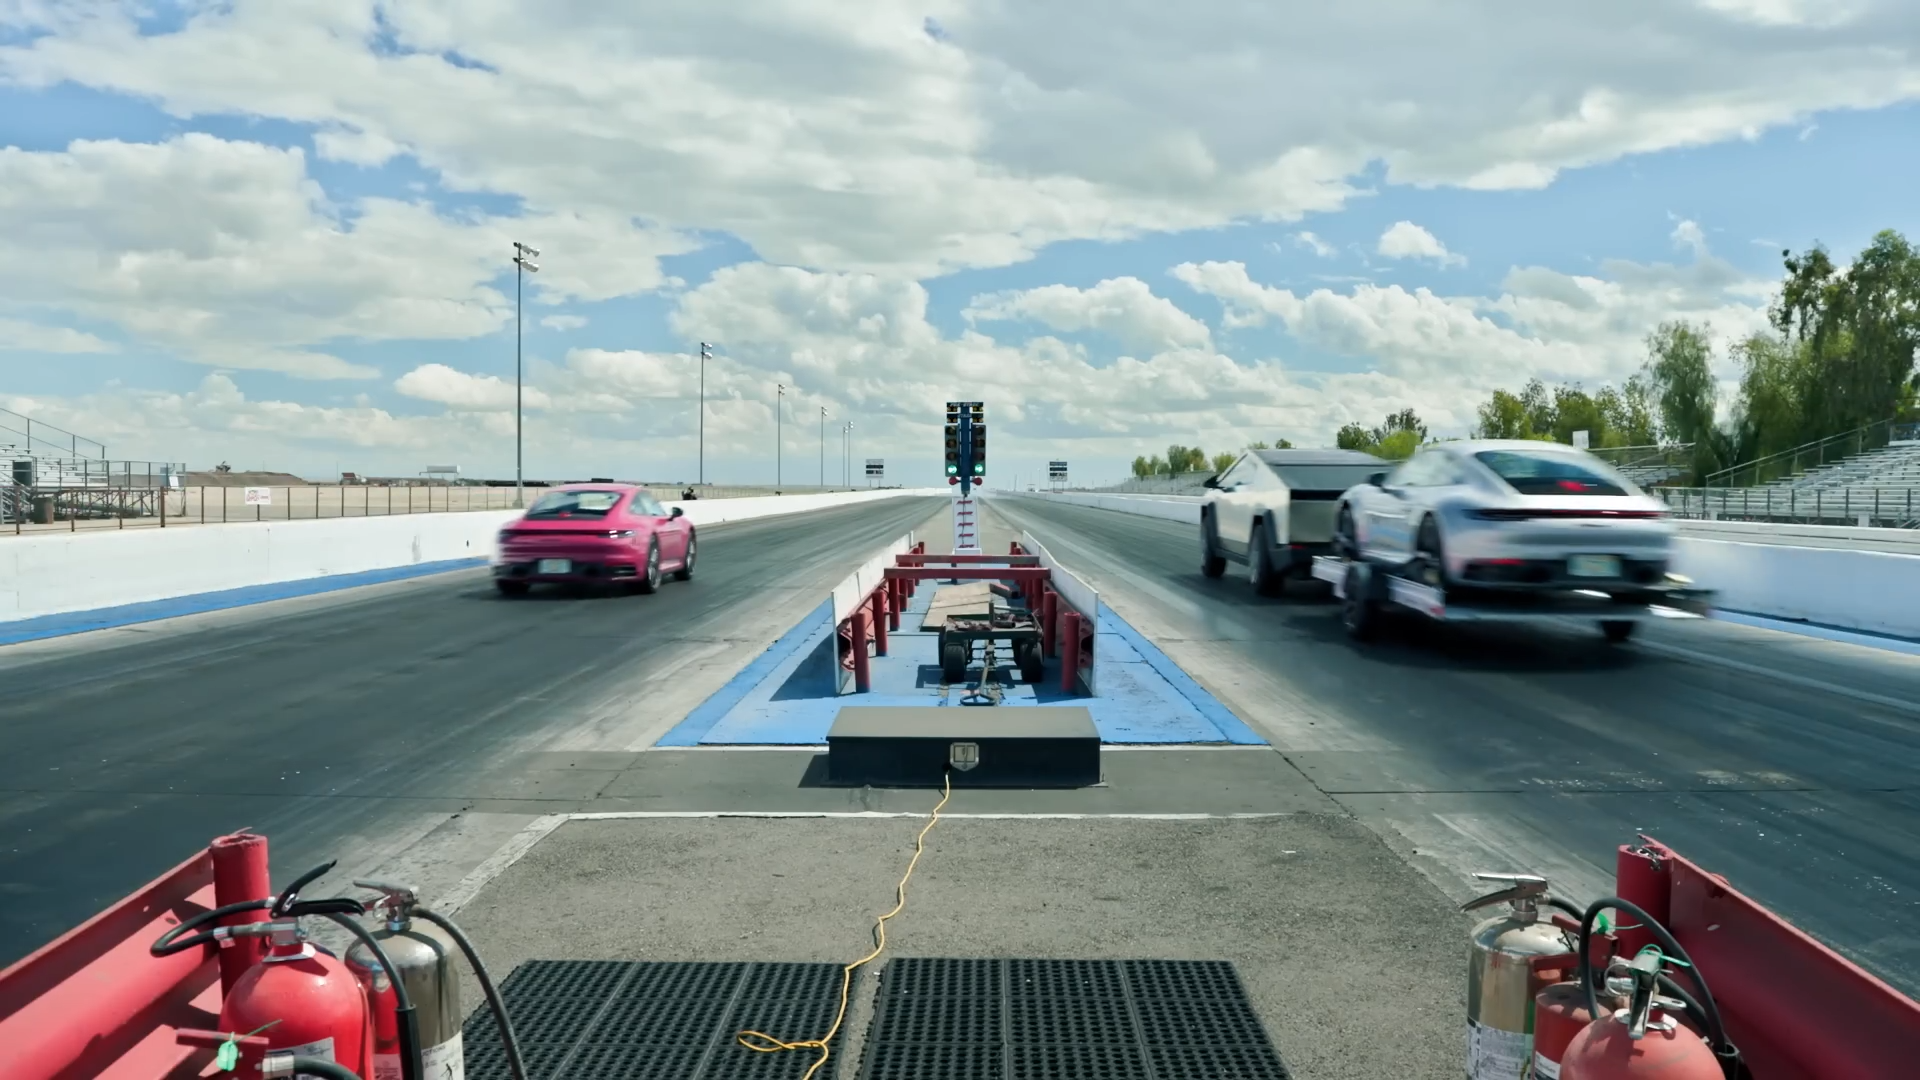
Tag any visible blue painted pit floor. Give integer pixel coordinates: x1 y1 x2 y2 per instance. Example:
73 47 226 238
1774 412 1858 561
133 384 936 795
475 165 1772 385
656 570 1265 746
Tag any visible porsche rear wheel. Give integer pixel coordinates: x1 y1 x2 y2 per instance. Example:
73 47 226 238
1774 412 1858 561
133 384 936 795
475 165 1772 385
635 541 662 594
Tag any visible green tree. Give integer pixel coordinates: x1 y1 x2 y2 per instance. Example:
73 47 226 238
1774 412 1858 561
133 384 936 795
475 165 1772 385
1246 440 1270 451
1274 437 1294 448
1148 455 1169 476
1335 422 1372 450
1372 408 1428 443
1373 428 1421 460
1475 389 1532 439
1130 455 1153 479
1643 320 1724 479
1211 451 1237 474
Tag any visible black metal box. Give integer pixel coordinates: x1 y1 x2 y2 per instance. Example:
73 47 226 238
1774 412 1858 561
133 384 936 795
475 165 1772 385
825 705 1101 788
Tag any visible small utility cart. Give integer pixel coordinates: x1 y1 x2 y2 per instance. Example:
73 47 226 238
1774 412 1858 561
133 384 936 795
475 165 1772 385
923 582 1047 685
1310 554 1716 643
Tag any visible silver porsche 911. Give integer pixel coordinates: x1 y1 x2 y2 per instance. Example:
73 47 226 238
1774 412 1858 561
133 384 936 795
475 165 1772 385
1333 439 1676 592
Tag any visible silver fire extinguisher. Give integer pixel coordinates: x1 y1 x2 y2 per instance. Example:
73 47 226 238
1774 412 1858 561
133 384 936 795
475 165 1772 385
1463 872 1575 1080
348 880 466 1080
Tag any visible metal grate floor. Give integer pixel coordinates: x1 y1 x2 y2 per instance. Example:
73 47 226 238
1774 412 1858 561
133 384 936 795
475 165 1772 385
462 961 857 1080
856 959 1291 1080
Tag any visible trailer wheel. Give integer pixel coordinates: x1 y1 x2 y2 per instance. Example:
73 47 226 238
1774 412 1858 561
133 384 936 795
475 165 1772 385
1201 515 1227 579
1414 516 1445 587
1334 505 1358 559
495 579 530 597
1015 640 1045 684
1249 520 1284 596
1342 564 1378 641
1600 620 1636 643
941 640 970 683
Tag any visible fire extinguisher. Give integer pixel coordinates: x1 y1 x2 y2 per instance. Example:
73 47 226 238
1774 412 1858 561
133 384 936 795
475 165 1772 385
1560 949 1720 1079
348 880 465 1080
1559 896 1750 1080
1462 872 1576 1080
153 861 377 1079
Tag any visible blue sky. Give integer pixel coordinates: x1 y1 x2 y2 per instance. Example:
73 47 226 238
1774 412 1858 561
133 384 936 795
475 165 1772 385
1 3 1917 485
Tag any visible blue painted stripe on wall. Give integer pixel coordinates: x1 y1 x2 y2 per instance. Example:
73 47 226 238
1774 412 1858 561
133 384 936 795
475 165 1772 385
1096 609 1267 745
655 598 836 746
0 558 487 645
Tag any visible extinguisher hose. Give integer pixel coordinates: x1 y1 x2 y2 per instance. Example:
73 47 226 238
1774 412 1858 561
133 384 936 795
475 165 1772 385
414 906 528 1080
150 897 275 956
282 1059 363 1080
1576 897 1731 1058
320 912 425 1080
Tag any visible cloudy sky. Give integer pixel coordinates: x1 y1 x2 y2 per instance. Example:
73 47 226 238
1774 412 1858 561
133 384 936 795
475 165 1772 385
2 1 1917 487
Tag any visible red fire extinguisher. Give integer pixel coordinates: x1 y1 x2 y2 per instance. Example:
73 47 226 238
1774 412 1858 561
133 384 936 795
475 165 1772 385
154 861 376 1079
1561 948 1719 1079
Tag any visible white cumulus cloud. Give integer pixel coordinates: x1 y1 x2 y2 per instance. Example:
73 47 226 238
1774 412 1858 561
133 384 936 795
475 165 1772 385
964 277 1213 354
1377 221 1466 267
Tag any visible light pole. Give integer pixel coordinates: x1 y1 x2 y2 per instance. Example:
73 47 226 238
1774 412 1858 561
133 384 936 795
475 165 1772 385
697 342 711 487
775 383 784 490
512 241 540 508
819 406 827 488
843 421 853 487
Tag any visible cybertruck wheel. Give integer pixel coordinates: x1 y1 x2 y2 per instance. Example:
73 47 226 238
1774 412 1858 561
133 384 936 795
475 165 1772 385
674 533 696 581
495 579 530 597
635 541 662 594
1201 515 1227 579
1601 620 1636 643
1249 521 1284 597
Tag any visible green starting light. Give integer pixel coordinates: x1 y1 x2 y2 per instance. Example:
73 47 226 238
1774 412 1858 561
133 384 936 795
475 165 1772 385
946 464 959 475
973 463 985 474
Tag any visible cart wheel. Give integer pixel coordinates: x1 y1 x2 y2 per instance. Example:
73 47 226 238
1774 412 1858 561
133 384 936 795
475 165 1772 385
1016 640 1044 684
495 579 530 597
1342 564 1377 642
1600 620 1636 643
941 640 969 684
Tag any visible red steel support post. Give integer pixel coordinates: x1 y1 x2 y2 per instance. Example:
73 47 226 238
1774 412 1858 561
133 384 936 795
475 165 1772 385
1041 590 1058 657
1060 610 1082 693
852 610 872 692
209 832 272 996
887 581 902 632
873 589 890 657
1613 843 1670 961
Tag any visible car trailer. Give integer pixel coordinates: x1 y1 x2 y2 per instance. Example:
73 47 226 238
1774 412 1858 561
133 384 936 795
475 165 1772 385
938 608 1046 687
1310 554 1717 643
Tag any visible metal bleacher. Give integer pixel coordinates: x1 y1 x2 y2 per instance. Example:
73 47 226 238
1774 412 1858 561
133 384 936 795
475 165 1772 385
1664 429 1920 529
1 408 183 526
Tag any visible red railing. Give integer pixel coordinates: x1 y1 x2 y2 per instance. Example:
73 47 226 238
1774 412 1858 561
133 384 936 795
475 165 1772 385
1616 836 1920 1078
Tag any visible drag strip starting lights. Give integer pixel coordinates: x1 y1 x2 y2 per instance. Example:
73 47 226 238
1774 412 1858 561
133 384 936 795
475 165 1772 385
945 401 986 490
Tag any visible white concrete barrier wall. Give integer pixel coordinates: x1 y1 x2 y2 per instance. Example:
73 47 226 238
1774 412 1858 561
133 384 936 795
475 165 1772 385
0 489 945 623
992 490 1920 641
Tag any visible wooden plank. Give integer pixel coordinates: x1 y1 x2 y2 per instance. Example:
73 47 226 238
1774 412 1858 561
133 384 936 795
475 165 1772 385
919 582 1012 632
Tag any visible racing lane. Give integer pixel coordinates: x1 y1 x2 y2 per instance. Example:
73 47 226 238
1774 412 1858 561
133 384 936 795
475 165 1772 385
989 495 1920 997
0 496 946 969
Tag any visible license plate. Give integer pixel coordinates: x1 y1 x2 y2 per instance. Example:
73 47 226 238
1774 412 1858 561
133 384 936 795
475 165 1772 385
1568 554 1620 578
536 559 572 575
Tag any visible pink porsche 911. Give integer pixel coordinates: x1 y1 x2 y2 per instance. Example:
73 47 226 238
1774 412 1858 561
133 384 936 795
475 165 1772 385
491 483 695 596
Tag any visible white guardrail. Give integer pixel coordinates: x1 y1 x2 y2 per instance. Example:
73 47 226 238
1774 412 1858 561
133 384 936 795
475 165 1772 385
994 490 1920 642
0 489 947 624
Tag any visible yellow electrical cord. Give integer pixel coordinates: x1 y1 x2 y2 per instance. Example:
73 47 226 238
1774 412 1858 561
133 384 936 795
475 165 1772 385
735 769 954 1080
